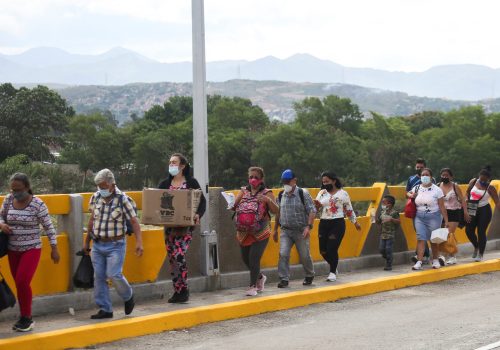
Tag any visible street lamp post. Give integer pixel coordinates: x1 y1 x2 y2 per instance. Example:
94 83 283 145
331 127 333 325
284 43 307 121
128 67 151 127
192 0 218 277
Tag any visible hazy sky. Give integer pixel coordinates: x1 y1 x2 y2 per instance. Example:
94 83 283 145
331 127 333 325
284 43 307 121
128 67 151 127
1 0 499 71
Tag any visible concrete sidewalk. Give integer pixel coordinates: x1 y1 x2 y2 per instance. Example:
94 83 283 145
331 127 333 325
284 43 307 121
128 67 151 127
1 246 500 350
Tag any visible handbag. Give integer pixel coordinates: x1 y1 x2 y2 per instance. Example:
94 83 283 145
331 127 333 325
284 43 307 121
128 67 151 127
0 196 10 258
404 185 420 219
73 252 94 289
0 273 16 312
439 232 458 255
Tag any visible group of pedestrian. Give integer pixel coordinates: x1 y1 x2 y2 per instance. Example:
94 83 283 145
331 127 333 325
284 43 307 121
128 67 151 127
405 159 499 271
0 154 498 331
232 168 361 295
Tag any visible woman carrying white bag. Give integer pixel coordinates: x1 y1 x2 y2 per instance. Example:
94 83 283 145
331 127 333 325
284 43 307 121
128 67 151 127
407 168 449 271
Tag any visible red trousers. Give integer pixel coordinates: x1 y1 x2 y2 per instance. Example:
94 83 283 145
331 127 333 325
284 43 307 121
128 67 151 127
8 249 41 317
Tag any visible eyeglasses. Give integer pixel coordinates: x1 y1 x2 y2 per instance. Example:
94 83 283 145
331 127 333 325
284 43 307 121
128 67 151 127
248 176 260 180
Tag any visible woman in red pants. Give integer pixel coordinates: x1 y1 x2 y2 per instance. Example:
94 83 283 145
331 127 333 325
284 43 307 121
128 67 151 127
0 173 60 332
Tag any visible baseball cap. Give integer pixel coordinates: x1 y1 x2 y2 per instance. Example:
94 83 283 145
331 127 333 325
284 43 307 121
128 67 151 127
281 169 295 182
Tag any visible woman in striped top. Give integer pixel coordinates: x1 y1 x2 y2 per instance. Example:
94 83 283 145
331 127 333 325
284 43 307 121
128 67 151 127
0 173 60 332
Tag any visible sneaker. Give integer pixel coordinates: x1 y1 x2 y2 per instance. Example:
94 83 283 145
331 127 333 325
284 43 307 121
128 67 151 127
412 261 423 270
277 280 289 288
12 317 22 331
90 310 113 319
432 259 441 269
446 256 457 265
384 263 392 271
303 276 314 285
124 294 135 315
169 289 189 303
411 255 418 263
475 254 483 262
246 286 258 296
326 272 337 282
13 317 34 332
438 256 446 267
256 274 267 292
472 248 479 259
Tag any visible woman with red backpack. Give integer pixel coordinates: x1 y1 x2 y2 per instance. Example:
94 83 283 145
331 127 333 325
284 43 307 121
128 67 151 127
233 167 278 296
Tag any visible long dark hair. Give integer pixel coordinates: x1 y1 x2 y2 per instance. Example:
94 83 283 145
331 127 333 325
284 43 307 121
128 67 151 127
10 172 34 195
170 153 192 180
321 171 343 189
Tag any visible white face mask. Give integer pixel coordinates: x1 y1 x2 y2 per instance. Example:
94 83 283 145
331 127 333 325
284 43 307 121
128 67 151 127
284 184 293 193
381 205 387 210
169 165 180 176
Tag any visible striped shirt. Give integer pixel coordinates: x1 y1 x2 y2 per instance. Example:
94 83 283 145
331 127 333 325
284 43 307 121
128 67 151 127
88 188 136 238
0 195 57 251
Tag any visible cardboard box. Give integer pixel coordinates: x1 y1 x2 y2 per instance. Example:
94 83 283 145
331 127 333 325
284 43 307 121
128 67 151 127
141 188 202 227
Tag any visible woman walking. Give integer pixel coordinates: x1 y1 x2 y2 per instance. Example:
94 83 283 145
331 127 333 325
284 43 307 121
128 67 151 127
438 168 469 265
233 167 278 296
314 172 361 282
158 153 206 303
0 173 60 331
408 168 449 270
465 166 499 262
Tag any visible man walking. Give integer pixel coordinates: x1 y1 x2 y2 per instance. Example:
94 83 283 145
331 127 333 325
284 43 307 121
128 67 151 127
273 169 316 288
84 168 144 319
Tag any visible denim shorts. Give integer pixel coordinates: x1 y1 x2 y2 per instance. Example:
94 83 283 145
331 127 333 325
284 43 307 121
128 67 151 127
414 211 442 241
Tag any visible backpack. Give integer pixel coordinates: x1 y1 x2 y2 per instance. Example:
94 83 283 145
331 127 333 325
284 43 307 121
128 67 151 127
235 188 270 233
277 187 306 208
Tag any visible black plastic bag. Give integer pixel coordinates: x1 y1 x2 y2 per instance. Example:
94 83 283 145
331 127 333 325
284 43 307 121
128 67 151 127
0 232 8 258
73 253 94 289
0 274 16 312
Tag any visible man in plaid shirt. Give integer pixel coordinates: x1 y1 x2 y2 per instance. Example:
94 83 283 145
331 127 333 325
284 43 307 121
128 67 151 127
84 169 143 319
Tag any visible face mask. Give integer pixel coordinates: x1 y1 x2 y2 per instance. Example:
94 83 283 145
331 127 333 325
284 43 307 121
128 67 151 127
169 166 180 176
284 184 293 193
321 184 334 191
12 191 29 201
249 178 262 188
441 177 450 184
421 176 431 185
381 205 387 210
416 168 423 176
99 188 112 198
479 180 489 187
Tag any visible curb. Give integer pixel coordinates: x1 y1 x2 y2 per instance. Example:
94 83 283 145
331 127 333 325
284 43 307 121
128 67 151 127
1 259 499 350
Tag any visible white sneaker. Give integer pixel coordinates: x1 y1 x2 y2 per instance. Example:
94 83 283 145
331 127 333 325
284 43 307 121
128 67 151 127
438 256 446 266
326 272 337 282
472 248 479 259
446 256 457 265
245 286 258 296
256 274 267 293
412 261 423 270
432 259 441 269
474 254 483 262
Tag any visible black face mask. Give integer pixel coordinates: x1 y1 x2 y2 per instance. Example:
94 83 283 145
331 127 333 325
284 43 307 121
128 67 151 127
441 177 450 184
416 168 423 176
321 184 334 191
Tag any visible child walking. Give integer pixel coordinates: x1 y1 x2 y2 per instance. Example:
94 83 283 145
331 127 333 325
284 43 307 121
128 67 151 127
377 195 400 271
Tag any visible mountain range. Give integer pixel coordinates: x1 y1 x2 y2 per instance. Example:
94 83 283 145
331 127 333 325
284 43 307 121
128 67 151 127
2 47 500 101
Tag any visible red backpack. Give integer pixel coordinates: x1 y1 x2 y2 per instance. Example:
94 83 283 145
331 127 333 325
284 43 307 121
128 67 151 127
235 189 269 233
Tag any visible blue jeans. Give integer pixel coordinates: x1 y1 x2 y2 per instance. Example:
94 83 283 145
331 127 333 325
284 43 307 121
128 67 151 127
91 240 133 313
414 211 442 241
379 238 394 265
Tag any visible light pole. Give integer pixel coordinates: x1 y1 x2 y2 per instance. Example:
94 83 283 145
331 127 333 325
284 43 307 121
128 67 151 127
192 0 218 277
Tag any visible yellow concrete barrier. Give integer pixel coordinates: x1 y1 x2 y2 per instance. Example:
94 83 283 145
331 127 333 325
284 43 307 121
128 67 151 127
0 235 70 296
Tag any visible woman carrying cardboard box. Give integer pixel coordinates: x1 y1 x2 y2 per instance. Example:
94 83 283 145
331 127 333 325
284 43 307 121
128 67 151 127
158 153 206 303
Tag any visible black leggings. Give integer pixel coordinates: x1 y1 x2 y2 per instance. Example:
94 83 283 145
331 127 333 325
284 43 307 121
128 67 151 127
319 219 346 273
465 204 492 255
240 238 269 286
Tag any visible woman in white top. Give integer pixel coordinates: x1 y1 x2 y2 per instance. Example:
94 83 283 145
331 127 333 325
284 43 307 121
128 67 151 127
439 168 469 265
407 168 449 270
313 172 361 282
465 166 499 262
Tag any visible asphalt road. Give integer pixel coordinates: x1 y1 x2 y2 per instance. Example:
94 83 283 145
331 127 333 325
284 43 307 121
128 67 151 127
82 271 500 350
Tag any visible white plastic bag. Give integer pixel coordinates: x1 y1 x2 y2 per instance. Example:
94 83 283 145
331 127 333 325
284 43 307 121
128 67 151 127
430 228 449 244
